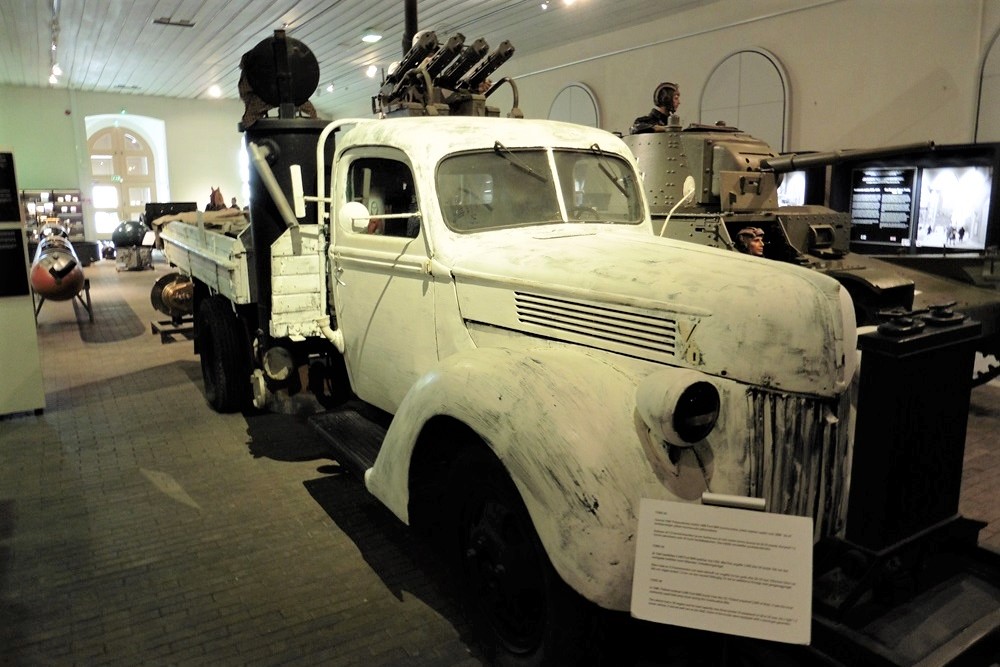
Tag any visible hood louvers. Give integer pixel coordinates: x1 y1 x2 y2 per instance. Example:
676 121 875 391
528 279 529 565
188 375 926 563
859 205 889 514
514 291 677 356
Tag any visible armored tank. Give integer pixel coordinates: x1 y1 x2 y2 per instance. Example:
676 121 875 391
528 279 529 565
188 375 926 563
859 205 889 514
623 122 1000 384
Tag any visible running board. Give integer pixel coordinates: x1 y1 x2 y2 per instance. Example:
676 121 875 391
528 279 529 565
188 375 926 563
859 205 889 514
307 401 389 479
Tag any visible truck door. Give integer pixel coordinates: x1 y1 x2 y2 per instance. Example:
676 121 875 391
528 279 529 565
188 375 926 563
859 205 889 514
332 148 439 413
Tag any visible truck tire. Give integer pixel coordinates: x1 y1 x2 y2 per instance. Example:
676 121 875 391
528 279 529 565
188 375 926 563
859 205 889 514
452 448 590 666
197 296 250 413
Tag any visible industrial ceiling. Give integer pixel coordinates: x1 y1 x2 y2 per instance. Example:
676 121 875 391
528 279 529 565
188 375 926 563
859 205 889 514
0 0 706 118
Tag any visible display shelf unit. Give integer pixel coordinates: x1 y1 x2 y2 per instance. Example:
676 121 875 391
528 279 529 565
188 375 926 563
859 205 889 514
20 189 84 242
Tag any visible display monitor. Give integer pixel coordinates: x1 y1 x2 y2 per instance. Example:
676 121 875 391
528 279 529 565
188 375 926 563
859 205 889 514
914 165 991 250
776 170 807 207
829 142 1000 255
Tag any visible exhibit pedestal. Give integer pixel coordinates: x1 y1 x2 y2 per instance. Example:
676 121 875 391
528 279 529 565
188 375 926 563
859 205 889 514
116 246 152 271
0 292 45 416
0 152 45 417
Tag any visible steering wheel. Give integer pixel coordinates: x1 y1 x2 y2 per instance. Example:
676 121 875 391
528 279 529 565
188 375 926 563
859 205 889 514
459 187 492 211
569 205 600 221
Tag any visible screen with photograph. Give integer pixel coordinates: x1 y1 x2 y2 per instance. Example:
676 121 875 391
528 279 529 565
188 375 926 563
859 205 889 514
914 165 991 250
777 170 807 207
849 167 916 246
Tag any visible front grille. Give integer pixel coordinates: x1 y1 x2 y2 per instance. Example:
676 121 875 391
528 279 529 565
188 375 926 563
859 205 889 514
514 291 677 356
746 389 851 540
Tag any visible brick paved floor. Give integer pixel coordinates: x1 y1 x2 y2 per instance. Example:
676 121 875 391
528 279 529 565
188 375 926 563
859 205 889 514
1 255 997 666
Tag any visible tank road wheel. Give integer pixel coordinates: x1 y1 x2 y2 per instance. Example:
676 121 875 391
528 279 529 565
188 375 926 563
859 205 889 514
453 450 589 666
197 296 250 413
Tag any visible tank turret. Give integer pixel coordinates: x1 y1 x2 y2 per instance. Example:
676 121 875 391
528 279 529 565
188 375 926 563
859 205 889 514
625 123 931 215
623 125 1000 384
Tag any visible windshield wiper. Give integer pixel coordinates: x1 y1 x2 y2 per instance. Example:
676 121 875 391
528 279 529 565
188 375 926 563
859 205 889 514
494 141 548 183
589 143 629 196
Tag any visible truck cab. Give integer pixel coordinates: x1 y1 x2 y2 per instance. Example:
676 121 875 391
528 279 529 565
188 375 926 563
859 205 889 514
330 117 650 414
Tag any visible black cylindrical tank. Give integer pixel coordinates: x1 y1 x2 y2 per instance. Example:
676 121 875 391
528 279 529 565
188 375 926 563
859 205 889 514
241 118 333 345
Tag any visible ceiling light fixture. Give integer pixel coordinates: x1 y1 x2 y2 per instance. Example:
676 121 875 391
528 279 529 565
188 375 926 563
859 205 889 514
48 5 61 86
153 17 196 28
366 65 378 78
361 29 382 44
207 85 222 98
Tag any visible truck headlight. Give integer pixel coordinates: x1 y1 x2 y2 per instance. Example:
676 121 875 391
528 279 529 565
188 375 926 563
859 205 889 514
636 369 720 445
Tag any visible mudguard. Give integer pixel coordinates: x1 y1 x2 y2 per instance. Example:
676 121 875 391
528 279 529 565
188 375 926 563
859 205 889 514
364 345 749 611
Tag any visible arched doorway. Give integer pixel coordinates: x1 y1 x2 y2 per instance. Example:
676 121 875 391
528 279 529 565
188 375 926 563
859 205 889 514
88 127 157 235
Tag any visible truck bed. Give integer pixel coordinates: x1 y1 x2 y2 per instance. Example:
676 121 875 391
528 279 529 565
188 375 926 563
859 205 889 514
160 218 253 304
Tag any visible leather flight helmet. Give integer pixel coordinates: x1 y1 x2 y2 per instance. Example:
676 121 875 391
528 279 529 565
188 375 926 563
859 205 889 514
654 82 679 113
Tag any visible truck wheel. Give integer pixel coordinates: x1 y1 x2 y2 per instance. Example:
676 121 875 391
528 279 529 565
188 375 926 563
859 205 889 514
197 296 250 413
452 449 589 666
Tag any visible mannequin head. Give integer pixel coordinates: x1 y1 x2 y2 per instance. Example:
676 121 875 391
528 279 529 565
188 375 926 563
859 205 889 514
736 227 765 256
653 82 680 115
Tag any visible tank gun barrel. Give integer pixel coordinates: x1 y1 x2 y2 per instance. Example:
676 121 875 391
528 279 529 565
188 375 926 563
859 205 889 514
761 141 935 172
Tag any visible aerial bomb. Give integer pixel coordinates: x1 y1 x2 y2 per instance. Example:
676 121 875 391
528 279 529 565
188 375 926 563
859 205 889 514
29 226 85 302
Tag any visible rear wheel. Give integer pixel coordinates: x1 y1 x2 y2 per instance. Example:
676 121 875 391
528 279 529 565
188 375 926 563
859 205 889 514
452 449 590 666
197 296 250 413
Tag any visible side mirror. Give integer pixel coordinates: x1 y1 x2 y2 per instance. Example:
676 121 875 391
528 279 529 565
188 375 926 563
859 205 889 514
659 175 698 238
339 201 371 233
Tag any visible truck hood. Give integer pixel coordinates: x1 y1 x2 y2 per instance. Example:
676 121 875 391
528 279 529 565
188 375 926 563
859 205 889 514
447 225 855 396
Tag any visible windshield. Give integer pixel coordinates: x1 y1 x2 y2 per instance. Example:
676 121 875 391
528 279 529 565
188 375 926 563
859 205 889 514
436 146 644 231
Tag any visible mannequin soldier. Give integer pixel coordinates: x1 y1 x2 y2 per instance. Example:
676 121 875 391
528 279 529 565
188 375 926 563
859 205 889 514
630 82 680 134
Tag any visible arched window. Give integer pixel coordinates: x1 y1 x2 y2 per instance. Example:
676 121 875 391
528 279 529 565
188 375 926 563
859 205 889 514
700 49 789 152
88 127 157 234
976 27 1000 142
548 83 600 127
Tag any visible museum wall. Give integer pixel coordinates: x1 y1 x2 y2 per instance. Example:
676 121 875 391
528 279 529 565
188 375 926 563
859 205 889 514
0 86 245 212
977 0 1000 142
502 0 1000 151
2 0 999 226
0 86 80 188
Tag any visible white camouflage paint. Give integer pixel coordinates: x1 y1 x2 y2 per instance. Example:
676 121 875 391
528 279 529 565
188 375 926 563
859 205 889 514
168 115 860 611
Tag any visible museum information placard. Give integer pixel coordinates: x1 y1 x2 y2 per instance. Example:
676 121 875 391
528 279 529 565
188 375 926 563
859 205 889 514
849 167 916 245
631 497 812 644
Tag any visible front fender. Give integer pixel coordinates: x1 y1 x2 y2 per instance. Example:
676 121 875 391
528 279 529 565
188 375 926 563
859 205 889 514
365 346 705 611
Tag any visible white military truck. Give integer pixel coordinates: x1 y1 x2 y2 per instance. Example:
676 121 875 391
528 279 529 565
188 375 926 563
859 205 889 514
155 31 998 667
